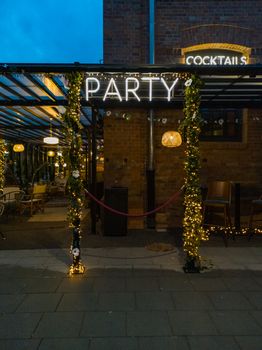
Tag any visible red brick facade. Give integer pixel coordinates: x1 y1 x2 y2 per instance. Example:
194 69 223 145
103 0 262 229
104 0 262 64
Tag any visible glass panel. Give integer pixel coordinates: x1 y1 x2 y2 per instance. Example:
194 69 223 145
200 109 242 142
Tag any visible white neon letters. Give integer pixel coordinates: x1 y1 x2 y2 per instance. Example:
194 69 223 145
103 78 122 101
161 77 179 101
186 55 247 65
141 77 160 101
125 77 140 101
85 78 100 101
85 75 181 102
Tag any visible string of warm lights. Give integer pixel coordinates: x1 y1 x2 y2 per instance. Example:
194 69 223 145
0 139 5 192
85 72 191 81
62 71 85 276
179 75 208 272
205 225 262 236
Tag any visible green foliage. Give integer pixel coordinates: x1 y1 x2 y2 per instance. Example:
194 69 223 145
179 75 208 263
0 139 5 192
62 72 84 228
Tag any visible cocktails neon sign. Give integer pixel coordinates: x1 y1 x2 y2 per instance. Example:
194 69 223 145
186 55 247 65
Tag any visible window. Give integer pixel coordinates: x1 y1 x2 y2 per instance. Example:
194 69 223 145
200 109 242 142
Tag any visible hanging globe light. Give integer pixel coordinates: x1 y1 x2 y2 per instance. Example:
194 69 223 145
13 144 25 152
161 131 182 148
47 150 55 157
44 118 59 145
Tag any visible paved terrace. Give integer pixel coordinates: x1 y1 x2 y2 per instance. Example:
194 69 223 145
0 243 262 350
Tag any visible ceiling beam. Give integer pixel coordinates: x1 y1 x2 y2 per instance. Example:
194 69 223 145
25 74 58 102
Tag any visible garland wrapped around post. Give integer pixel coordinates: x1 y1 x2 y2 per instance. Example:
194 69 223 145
62 72 85 275
179 75 208 272
0 139 5 192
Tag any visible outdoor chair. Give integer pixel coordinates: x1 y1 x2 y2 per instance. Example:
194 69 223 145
0 188 25 218
248 195 262 240
203 181 232 246
20 184 47 216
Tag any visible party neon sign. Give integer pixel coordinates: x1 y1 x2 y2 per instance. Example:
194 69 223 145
85 76 180 102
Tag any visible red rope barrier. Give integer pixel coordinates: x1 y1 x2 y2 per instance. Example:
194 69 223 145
84 187 183 218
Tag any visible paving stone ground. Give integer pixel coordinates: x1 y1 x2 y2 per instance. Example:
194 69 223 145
0 246 262 349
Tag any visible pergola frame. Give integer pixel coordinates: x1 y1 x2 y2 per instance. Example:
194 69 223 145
0 63 261 142
1 63 262 273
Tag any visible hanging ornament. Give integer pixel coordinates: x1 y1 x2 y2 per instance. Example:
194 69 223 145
72 248 80 257
185 79 192 87
72 170 80 178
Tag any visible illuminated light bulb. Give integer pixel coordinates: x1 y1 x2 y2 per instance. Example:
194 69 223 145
13 144 25 152
47 150 55 157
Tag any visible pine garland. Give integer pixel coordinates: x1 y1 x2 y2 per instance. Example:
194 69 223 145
0 139 5 192
62 72 85 275
179 75 208 272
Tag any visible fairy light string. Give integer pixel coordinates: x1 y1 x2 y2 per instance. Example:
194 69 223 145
0 139 5 192
62 72 85 275
179 74 208 272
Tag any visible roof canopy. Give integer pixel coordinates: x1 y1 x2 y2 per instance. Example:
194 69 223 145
0 63 262 143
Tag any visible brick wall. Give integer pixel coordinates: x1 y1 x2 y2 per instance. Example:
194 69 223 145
156 0 262 63
104 107 262 228
104 0 262 64
103 0 149 64
103 1 262 228
103 109 148 228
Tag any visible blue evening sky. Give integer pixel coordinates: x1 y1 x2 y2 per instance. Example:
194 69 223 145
0 0 103 63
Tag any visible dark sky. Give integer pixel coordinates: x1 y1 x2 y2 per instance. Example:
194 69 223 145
0 0 103 63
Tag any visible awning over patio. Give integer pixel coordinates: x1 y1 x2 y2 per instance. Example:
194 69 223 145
0 63 262 142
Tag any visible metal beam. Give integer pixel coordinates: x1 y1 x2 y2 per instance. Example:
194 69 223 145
8 106 47 126
21 107 50 126
49 75 67 96
6 75 42 101
25 74 58 102
2 63 262 75
0 81 27 100
0 100 67 106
